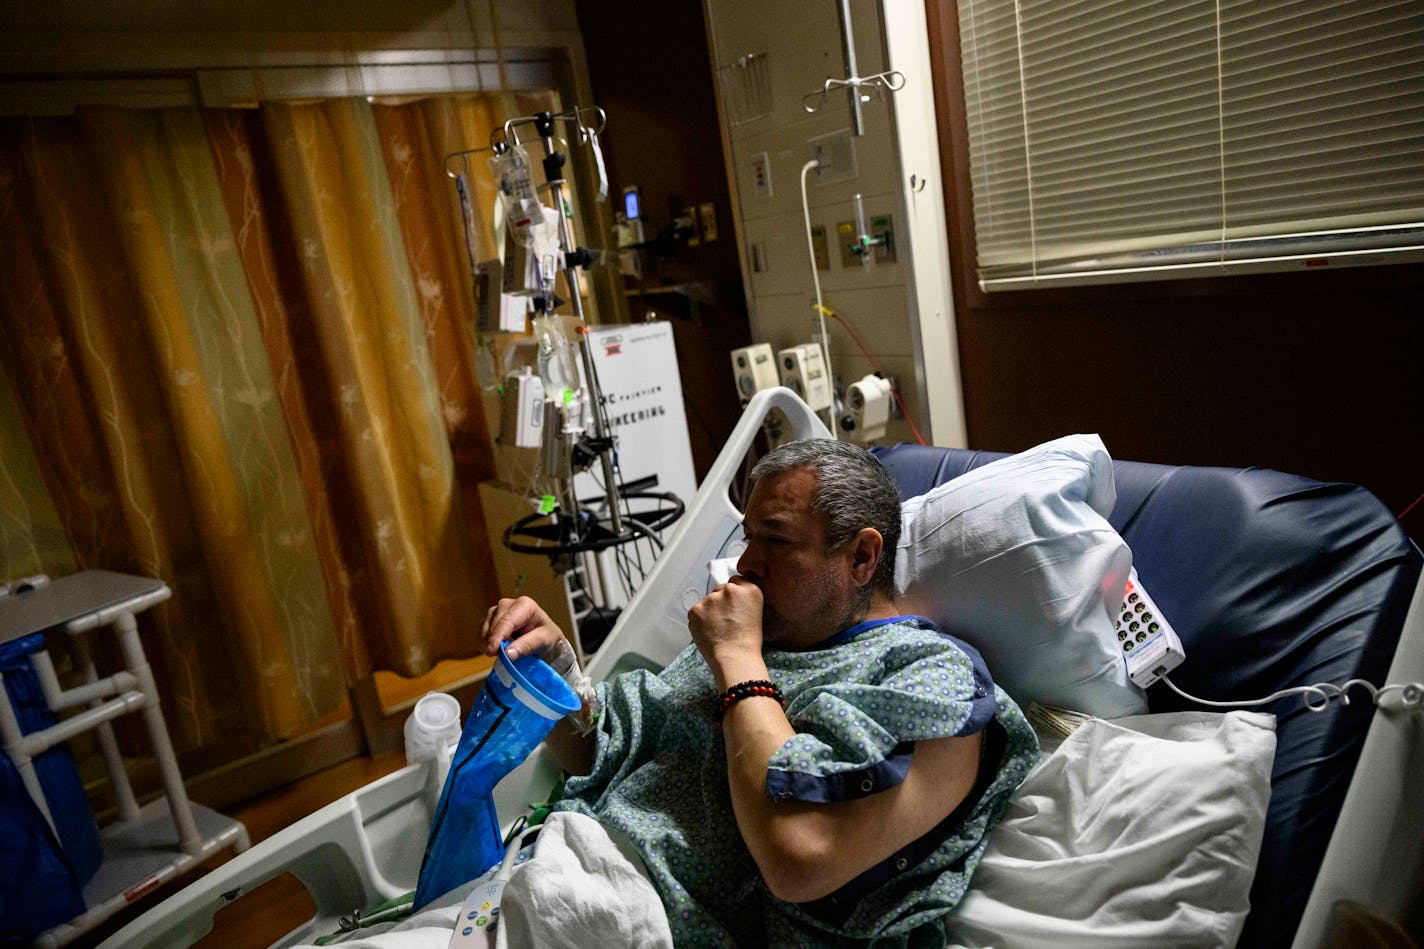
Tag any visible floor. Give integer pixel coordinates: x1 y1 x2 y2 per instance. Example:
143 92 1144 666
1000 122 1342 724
78 657 488 947
80 748 408 947
200 750 411 946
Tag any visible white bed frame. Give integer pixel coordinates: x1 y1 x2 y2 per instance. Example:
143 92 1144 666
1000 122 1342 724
101 388 1424 949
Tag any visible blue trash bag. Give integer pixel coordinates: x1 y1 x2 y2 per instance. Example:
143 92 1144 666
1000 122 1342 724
413 643 580 909
0 632 103 886
1 742 86 943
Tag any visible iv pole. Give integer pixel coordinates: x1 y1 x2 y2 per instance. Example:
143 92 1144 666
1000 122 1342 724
488 108 683 624
528 111 624 539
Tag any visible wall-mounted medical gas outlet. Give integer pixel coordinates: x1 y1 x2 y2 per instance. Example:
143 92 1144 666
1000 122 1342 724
776 343 833 411
871 213 896 263
809 129 857 183
811 225 830 270
730 342 780 403
751 151 773 198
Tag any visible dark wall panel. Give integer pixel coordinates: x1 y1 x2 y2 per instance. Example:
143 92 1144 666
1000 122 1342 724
926 0 1423 541
576 0 751 480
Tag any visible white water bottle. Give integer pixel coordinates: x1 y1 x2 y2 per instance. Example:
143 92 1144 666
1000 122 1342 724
405 692 462 811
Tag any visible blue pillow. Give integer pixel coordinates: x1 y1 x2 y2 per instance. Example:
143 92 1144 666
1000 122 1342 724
895 434 1146 718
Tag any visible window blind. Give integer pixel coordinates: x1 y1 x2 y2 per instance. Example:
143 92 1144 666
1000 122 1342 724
957 0 1424 290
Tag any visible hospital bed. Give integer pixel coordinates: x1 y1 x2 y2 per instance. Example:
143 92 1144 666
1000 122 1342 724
105 387 1423 948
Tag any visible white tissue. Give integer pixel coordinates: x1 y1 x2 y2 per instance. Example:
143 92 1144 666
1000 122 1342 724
708 558 739 586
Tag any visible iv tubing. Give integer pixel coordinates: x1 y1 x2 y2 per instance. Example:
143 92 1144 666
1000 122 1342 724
801 159 838 440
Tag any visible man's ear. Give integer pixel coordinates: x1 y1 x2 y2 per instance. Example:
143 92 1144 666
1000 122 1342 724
847 527 884 587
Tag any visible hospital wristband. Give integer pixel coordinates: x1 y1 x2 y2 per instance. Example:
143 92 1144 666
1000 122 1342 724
715 679 786 725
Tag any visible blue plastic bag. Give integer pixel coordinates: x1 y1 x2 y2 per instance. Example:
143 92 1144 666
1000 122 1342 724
1 751 85 943
0 632 103 885
1 632 102 942
413 643 580 908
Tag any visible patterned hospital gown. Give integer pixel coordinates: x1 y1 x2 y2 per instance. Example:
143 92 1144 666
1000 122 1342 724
556 617 1039 947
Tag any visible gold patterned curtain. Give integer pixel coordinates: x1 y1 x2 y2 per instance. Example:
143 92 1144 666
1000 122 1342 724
0 91 519 761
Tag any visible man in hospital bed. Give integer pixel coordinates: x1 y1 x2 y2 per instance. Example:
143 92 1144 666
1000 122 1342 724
483 440 1039 946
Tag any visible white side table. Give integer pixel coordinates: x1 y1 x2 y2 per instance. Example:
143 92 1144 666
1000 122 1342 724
0 570 249 946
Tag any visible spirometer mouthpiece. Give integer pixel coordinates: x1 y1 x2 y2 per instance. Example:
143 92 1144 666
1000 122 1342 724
404 692 461 766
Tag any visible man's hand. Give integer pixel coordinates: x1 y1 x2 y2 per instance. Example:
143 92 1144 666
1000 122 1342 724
482 596 567 663
482 596 596 776
689 577 766 686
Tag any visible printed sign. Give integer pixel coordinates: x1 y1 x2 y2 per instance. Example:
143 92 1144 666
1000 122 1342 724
574 322 697 511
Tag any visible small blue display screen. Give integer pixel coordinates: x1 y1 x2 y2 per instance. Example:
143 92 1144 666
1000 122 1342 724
624 189 640 220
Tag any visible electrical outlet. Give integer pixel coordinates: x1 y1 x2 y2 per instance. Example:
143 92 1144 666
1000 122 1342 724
809 129 857 183
810 225 830 270
751 151 773 198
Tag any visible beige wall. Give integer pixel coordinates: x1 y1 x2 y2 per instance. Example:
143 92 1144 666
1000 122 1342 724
703 0 965 446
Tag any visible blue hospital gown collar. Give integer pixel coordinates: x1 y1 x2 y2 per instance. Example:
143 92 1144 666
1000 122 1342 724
817 614 939 649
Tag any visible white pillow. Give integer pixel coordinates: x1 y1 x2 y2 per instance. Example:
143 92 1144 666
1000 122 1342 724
895 434 1143 718
944 711 1277 948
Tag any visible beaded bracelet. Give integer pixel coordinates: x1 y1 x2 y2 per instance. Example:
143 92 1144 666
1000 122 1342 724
715 679 787 725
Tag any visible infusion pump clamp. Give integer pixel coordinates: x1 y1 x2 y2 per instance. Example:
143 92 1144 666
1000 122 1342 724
731 343 779 404
776 344 833 411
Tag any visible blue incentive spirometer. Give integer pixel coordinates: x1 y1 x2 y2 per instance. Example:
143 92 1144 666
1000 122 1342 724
413 642 580 908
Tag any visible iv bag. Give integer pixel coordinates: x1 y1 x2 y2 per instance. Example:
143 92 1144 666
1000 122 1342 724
413 644 579 909
489 144 545 248
533 315 579 395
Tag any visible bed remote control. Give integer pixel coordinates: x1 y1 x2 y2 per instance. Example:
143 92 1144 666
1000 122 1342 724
1117 568 1186 688
448 824 542 947
449 877 505 945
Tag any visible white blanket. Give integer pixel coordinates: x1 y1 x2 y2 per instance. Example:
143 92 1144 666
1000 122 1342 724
496 811 672 948
943 710 1277 948
307 712 1273 949
305 812 671 949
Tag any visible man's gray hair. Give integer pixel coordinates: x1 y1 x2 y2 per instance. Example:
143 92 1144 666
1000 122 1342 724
748 439 902 596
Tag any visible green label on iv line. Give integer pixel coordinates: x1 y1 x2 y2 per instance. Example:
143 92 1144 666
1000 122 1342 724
562 388 574 405
539 495 556 515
